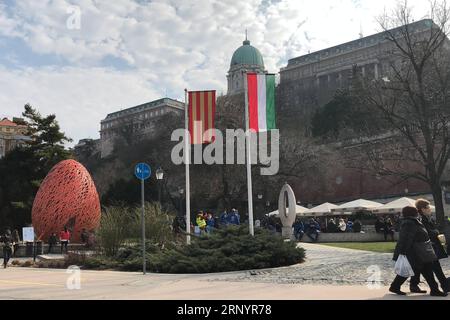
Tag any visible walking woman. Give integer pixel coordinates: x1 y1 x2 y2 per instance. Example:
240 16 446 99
410 199 449 293
389 206 447 296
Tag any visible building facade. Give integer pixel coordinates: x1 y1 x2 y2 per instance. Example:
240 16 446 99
100 98 184 158
277 19 441 132
0 118 30 159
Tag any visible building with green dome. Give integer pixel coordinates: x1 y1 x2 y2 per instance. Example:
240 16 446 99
227 37 267 95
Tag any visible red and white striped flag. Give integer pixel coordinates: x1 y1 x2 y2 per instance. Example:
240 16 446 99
188 90 216 144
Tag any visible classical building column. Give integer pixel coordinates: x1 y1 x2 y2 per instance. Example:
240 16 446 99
374 63 379 79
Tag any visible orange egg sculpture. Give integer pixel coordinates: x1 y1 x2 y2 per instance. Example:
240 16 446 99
32 159 101 242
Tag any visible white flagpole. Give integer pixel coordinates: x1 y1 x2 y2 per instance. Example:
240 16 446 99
184 89 191 245
244 72 255 236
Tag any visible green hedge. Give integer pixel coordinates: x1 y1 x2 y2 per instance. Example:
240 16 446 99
83 226 305 273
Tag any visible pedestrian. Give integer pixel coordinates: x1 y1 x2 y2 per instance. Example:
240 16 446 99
389 206 447 296
375 217 385 234
196 212 206 233
384 217 395 241
306 218 320 242
327 218 337 233
172 216 182 235
293 218 305 241
214 215 220 229
353 220 362 233
59 226 70 254
346 219 354 233
48 232 58 254
1 229 13 268
338 218 346 232
206 212 215 234
228 209 240 225
220 209 229 227
410 199 449 293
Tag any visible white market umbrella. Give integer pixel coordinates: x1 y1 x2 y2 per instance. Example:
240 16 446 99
331 199 382 215
268 205 309 217
305 202 339 217
372 197 435 215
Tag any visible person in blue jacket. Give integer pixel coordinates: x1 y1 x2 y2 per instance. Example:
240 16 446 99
228 209 240 225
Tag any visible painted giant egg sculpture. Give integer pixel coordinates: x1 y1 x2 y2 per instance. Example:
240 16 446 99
32 159 101 242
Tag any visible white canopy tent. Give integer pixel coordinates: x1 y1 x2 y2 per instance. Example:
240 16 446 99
305 202 339 217
331 199 382 215
372 197 435 215
268 205 309 217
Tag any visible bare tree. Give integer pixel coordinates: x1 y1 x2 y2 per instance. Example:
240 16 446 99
353 0 450 227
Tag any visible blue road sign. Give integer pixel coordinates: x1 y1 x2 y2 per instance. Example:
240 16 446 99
135 163 151 180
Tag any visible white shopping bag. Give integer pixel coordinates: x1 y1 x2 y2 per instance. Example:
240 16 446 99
394 255 415 278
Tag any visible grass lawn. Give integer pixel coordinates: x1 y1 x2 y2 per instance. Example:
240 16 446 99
320 242 396 253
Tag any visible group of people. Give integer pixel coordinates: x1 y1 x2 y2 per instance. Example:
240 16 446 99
292 218 321 242
375 216 399 241
390 199 449 297
327 217 362 233
1 226 97 267
172 209 241 236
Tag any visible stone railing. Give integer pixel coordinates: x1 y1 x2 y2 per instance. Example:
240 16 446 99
300 232 399 243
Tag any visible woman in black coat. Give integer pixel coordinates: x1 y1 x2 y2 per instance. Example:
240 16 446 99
389 206 447 296
410 199 449 293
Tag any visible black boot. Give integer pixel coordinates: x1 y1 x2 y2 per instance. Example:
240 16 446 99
389 287 407 296
430 290 448 297
410 286 427 294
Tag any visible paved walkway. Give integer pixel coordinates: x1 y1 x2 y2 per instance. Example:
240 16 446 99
209 243 450 286
0 243 448 300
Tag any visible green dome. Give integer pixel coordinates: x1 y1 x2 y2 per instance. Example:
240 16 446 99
230 40 264 68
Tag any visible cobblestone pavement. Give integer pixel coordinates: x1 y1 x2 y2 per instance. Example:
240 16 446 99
209 243 450 287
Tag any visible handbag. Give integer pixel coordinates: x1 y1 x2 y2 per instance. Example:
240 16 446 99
413 240 437 264
394 255 415 278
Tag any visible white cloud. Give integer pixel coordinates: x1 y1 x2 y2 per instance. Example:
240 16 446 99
0 66 160 143
0 0 440 145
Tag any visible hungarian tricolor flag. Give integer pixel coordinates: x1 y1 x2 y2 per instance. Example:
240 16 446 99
246 73 276 132
188 90 216 144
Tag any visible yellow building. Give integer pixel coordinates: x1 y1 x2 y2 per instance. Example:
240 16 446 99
0 117 30 159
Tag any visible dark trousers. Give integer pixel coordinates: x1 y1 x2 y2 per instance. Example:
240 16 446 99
3 248 12 267
411 260 448 289
391 262 439 292
48 243 54 254
384 231 394 241
61 241 68 253
306 231 319 242
295 230 304 241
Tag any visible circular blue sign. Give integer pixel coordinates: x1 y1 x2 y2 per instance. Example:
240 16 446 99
135 163 151 180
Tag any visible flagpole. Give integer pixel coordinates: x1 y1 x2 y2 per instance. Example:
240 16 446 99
184 89 191 245
243 71 255 236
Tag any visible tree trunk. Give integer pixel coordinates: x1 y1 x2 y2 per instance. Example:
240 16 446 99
431 182 446 230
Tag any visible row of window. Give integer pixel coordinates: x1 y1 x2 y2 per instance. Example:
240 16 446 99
102 109 166 130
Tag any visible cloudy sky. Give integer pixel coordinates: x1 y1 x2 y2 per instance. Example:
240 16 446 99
0 0 433 145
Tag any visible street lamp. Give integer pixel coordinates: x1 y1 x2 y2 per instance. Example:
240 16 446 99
156 167 164 204
178 187 185 217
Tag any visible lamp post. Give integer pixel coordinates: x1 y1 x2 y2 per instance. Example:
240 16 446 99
178 187 185 217
156 167 164 204
257 193 263 220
